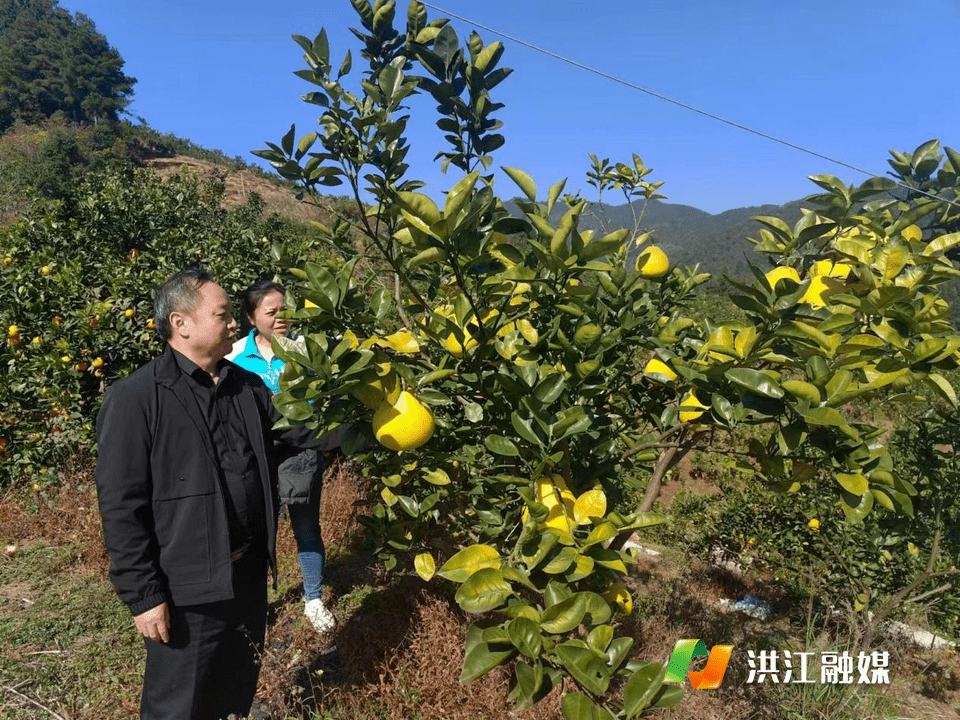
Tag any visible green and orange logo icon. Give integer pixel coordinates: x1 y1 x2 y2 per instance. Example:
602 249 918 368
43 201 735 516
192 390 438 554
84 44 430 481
665 639 735 689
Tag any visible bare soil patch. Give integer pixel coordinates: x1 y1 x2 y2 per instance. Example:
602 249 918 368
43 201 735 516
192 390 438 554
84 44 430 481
146 155 336 225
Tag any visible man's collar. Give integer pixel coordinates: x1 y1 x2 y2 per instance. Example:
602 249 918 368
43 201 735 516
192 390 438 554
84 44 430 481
170 347 232 386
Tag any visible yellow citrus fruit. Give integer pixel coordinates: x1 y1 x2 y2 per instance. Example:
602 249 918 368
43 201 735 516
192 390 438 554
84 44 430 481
350 367 401 410
679 390 708 423
61 355 71 363
31 336 41 345
573 487 607 525
2 256 12 265
828 262 852 280
634 246 670 278
444 331 478 358
442 308 499 357
532 475 576 533
603 581 634 615
373 391 435 451
807 518 820 531
800 275 834 309
643 357 678 381
124 308 135 318
147 318 156 330
92 357 104 368
40 266 51 275
812 259 851 280
7 324 18 337
383 330 420 354
765 266 800 288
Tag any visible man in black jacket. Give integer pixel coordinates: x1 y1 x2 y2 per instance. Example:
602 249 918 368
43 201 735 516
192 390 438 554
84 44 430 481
95 267 321 720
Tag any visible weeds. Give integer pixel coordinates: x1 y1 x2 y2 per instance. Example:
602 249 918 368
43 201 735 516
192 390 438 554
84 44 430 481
2 465 958 719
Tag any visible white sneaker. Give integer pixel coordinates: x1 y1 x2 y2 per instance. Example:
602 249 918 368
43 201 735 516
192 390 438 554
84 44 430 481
304 598 337 634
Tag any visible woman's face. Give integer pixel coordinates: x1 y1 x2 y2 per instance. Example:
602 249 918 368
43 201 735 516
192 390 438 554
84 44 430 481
249 290 288 341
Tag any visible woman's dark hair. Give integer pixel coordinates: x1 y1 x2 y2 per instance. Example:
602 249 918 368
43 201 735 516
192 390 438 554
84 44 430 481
239 277 284 334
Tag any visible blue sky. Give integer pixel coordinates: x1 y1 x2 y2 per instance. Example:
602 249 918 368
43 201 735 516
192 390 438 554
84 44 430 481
59 1 959 214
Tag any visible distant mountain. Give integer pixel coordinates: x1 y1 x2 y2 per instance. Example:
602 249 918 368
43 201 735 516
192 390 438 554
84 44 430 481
505 197 812 278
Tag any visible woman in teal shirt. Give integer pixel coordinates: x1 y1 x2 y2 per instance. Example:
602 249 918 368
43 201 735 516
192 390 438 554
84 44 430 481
229 279 336 635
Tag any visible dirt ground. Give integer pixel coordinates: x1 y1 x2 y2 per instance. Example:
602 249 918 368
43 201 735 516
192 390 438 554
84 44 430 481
1 461 959 719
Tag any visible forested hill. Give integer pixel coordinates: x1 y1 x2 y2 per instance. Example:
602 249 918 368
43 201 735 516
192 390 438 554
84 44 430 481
506 197 810 277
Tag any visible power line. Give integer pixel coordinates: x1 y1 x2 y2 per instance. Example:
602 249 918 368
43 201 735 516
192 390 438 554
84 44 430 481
422 2 960 211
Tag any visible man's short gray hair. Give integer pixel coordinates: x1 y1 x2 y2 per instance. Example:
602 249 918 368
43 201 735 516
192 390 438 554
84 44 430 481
154 266 214 341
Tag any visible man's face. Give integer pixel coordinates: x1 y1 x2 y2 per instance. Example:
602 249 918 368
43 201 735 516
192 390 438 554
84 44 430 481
182 282 237 360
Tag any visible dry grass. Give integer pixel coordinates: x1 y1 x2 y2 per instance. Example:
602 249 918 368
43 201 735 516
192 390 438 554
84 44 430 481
2 459 959 720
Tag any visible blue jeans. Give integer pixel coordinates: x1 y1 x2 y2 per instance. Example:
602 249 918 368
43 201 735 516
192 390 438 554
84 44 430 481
287 487 325 602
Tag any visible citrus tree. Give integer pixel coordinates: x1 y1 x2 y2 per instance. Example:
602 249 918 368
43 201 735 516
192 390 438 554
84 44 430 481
0 165 317 488
257 1 960 714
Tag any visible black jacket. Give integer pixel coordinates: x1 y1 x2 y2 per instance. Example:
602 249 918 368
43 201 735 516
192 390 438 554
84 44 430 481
94 345 317 615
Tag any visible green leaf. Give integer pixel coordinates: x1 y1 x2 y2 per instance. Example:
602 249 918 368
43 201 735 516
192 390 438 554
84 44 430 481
484 434 520 456
565 554 596 583
923 373 958 407
724 368 785 399
586 624 613 654
534 373 566 404
502 166 537 202
782 379 822 405
606 637 634 671
444 170 480 220
540 594 587 634
438 544 501 583
542 546 579 574
501 564 538 592
280 123 296 157
556 642 610 695
837 472 868 495
546 178 567 215
408 246 449 268
455 567 513 613
508 660 544 711
801 405 849 428
584 522 618 547
544 579 573 607
521 532 560 572
273 391 314 422
511 412 543 446
423 468 451 485
841 487 875 523
397 191 442 237
460 641 515 684
396 494 419 517
580 228 628 262
921 231 960 258
507 616 542 659
561 692 615 720
649 684 683 710
419 368 456 386
464 401 483 423
624 662 668 718
414 552 436 581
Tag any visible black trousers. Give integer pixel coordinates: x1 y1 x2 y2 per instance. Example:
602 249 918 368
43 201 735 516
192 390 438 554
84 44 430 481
140 550 268 720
